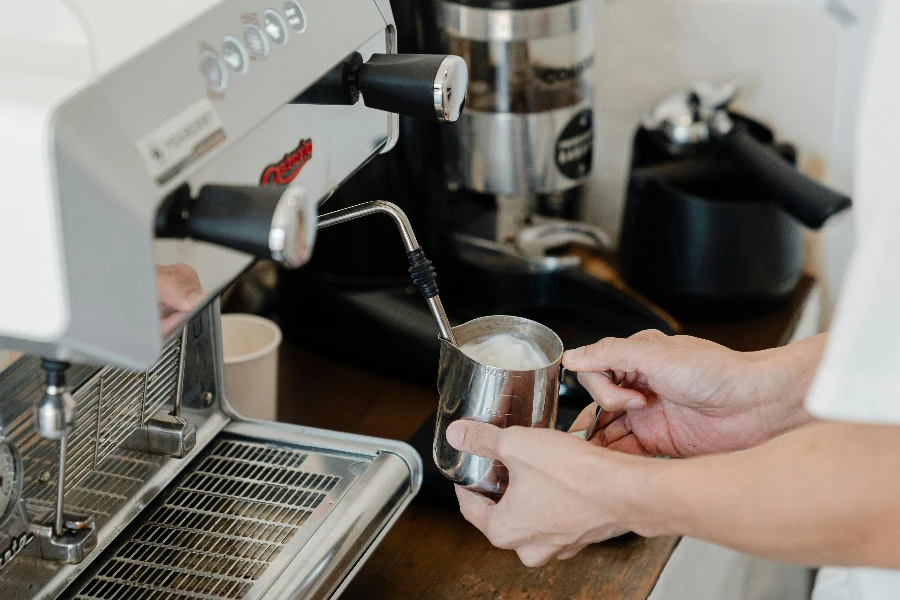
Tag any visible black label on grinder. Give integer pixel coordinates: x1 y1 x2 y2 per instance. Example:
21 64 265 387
555 109 593 180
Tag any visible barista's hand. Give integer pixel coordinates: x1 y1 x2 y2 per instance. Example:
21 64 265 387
447 420 653 567
564 330 824 457
156 264 204 333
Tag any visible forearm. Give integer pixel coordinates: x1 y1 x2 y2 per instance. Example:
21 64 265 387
629 421 900 567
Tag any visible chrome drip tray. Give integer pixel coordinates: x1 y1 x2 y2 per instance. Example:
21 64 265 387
62 433 392 600
0 305 420 600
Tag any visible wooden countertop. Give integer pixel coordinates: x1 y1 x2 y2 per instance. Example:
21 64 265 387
276 272 816 600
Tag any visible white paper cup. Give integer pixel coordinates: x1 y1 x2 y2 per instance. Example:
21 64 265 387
221 314 282 422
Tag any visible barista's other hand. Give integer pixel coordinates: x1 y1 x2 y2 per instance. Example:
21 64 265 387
564 330 823 457
156 264 204 333
447 420 652 567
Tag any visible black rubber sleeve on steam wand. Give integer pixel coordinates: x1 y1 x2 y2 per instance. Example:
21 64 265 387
407 248 440 300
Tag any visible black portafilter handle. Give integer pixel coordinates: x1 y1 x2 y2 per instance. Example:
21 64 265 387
719 122 852 229
293 52 468 124
155 184 316 269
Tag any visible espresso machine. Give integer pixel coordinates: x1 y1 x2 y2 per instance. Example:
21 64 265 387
0 0 466 598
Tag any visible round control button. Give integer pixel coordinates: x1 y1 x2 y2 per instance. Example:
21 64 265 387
243 22 270 60
222 36 249 74
264 9 289 45
199 49 227 92
283 1 307 33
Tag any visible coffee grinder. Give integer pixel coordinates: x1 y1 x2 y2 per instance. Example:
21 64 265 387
441 0 600 260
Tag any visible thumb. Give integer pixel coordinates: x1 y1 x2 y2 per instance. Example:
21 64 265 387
446 420 505 459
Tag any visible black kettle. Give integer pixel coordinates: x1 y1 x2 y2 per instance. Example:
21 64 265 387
619 82 851 318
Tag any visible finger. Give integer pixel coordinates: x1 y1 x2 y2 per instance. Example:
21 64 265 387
596 409 624 430
516 544 560 568
585 410 625 447
577 371 647 411
455 485 496 532
598 413 631 447
606 434 652 456
156 264 204 312
563 335 663 375
157 282 202 312
555 544 588 561
446 420 505 460
567 403 599 433
568 404 622 443
159 312 185 334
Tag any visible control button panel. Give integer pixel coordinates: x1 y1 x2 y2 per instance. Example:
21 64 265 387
199 4 310 93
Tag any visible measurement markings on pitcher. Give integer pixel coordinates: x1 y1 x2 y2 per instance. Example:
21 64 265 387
483 367 523 379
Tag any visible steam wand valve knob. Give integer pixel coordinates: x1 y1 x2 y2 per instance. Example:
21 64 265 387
294 52 468 124
156 184 318 269
356 54 468 123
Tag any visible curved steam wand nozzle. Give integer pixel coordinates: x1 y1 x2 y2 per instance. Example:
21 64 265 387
317 201 457 346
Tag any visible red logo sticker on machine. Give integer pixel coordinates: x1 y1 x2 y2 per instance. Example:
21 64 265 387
260 139 313 185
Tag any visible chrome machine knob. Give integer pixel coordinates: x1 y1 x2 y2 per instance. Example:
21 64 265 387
355 53 468 124
268 185 317 268
293 52 469 124
34 386 75 440
432 56 468 123
34 360 75 440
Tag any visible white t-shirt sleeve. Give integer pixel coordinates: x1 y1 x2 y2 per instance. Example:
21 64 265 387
806 204 900 424
805 0 900 424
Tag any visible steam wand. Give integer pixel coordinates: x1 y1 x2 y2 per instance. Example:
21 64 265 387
317 201 457 346
155 188 455 343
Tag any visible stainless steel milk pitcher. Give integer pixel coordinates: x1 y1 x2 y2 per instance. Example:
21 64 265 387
433 315 564 495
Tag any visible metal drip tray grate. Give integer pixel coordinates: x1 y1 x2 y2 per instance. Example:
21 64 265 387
0 334 183 510
69 437 358 600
